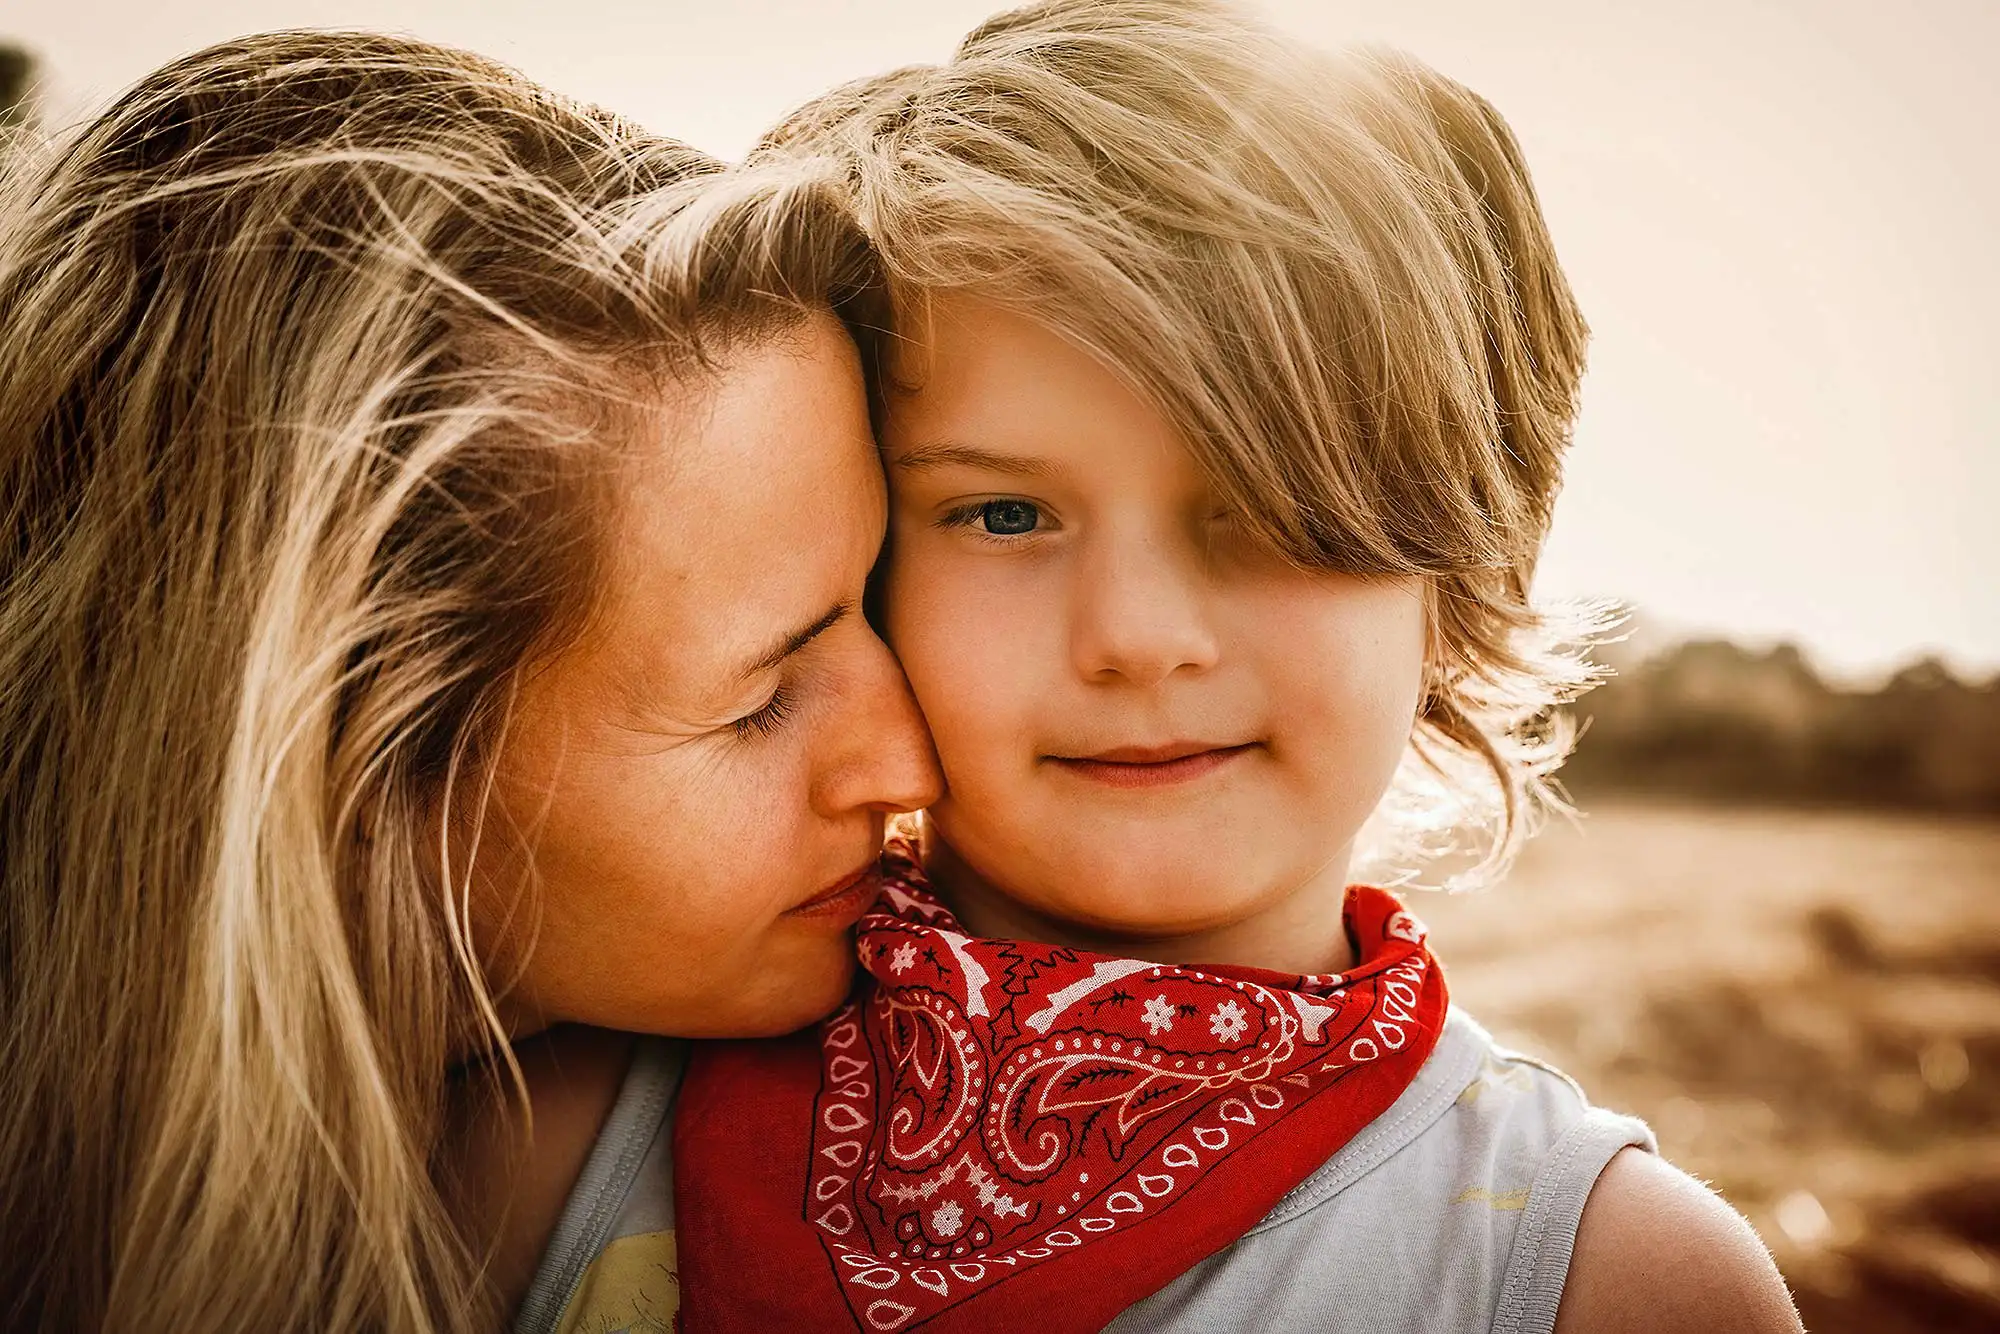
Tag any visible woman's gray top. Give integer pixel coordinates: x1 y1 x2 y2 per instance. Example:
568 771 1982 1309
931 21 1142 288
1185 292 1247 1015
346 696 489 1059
516 1008 1654 1333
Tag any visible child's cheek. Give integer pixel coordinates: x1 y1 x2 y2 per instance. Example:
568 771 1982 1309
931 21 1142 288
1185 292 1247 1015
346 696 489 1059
889 541 1055 791
880 540 997 749
1266 578 1426 801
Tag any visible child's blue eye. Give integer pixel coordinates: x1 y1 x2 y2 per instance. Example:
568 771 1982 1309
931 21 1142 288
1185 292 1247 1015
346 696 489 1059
977 499 1040 535
938 497 1047 539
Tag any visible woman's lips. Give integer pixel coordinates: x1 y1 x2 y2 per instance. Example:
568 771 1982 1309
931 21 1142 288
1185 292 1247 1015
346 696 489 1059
786 863 883 922
1048 741 1258 789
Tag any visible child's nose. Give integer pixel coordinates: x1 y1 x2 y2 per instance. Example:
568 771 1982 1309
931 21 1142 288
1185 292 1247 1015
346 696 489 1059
1068 535 1220 686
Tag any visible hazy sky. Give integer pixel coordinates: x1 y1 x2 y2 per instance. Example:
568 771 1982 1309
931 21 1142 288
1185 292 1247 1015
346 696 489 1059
8 0 1995 680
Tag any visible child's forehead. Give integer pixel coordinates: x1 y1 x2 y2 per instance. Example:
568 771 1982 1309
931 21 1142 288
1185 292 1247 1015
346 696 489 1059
881 289 1111 401
880 287 981 389
876 297 1233 506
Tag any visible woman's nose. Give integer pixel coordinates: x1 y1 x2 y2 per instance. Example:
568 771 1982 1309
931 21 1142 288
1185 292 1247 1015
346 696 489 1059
817 631 943 817
1068 534 1220 687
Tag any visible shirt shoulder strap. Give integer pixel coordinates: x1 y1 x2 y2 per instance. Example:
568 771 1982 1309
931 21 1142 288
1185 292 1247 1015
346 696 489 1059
513 1036 686 1334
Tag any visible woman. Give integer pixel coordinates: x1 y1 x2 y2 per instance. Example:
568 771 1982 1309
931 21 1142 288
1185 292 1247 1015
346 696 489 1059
0 31 937 1333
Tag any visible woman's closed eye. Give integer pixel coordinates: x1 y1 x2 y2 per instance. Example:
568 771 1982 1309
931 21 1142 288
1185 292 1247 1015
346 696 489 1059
731 684 796 741
939 498 1048 539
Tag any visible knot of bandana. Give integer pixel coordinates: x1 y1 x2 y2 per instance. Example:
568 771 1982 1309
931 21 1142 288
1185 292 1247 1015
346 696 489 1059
676 843 1448 1333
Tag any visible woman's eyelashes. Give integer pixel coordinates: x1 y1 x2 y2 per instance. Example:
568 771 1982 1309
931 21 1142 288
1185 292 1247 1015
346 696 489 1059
731 683 796 741
938 497 1046 539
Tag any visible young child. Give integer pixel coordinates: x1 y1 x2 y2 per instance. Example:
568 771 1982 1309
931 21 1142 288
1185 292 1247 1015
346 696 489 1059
670 3 1802 1330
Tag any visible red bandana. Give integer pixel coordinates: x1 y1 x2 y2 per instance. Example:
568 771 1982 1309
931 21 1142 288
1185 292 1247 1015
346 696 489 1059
675 842 1447 1333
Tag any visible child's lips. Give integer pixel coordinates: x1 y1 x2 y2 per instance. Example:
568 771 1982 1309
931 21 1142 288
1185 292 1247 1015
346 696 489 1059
1048 741 1258 788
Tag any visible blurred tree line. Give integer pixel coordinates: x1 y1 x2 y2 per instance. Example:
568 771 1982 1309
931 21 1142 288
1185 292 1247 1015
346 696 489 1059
1564 640 2000 814
2 42 34 127
1 41 34 133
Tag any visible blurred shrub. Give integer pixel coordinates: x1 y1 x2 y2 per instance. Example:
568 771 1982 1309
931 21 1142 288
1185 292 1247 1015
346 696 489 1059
1564 640 2000 812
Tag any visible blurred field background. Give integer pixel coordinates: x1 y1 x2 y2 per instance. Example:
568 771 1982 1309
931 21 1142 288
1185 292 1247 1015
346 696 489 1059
5 21 1996 1332
1419 639 2000 1334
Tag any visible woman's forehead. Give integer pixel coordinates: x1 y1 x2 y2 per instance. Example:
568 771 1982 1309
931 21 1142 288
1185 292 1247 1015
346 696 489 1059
587 317 884 691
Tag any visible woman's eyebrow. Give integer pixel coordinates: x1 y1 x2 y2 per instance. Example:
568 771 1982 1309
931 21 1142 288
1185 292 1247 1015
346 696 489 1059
738 599 851 682
890 441 1064 480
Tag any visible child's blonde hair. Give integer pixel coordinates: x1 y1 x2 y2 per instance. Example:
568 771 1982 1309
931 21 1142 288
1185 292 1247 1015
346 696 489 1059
767 0 1606 883
0 31 875 1333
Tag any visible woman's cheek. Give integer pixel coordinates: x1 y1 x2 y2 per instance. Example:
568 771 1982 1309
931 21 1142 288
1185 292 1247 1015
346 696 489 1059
738 737 815 853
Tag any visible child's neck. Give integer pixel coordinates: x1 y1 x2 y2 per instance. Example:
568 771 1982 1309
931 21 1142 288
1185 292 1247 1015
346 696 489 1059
919 834 1359 978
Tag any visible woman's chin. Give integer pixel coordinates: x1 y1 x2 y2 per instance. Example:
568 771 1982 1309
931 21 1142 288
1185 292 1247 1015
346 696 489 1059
698 946 858 1039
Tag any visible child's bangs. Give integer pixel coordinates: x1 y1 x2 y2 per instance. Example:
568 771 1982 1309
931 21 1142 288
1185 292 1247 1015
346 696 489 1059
853 44 1556 583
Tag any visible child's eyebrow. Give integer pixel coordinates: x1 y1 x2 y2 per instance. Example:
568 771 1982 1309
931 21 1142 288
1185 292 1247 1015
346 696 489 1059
890 441 1065 481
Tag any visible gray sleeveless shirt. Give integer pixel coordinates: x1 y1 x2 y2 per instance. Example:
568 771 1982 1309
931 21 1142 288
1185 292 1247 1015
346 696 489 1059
516 1007 1654 1333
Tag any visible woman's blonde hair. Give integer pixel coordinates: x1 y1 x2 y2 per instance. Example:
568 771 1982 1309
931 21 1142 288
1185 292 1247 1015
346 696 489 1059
0 31 876 1332
766 0 1606 884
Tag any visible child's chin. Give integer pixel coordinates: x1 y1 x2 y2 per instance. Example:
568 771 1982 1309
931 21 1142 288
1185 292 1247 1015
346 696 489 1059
1046 886 1261 942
